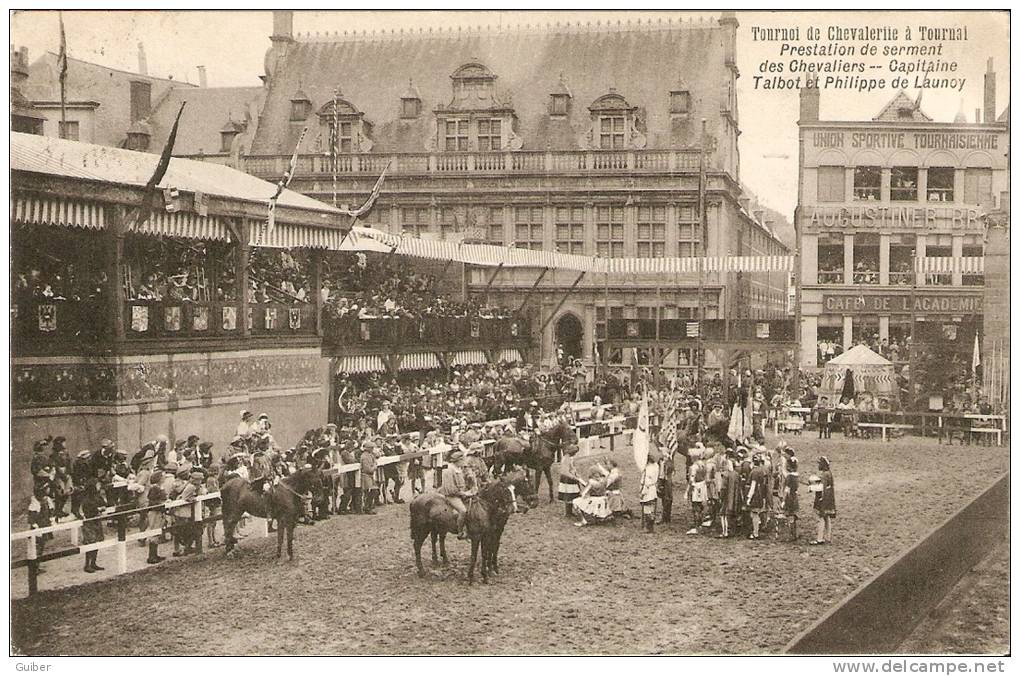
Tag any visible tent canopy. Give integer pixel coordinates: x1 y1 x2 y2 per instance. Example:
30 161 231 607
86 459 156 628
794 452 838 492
820 345 899 407
827 345 892 367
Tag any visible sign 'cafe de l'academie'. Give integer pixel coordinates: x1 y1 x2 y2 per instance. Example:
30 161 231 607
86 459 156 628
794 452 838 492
795 61 1007 369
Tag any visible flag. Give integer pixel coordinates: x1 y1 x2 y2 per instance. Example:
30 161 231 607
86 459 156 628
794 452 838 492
57 12 68 136
593 340 601 366
267 126 308 233
337 161 391 219
686 321 700 337
972 333 981 372
632 395 649 471
193 191 208 217
130 102 186 230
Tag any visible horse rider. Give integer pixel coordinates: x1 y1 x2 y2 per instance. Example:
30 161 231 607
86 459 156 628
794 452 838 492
250 446 275 494
522 401 541 431
463 442 492 488
440 449 477 540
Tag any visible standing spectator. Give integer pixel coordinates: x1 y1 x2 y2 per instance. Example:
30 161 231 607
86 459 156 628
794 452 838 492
557 444 583 518
815 397 833 439
359 440 379 515
49 437 73 520
657 434 674 525
639 451 659 534
70 449 92 519
81 469 109 573
746 454 768 540
196 441 215 469
144 470 167 565
782 449 800 541
810 456 837 545
718 455 739 539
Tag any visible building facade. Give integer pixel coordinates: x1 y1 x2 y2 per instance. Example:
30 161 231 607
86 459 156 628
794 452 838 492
20 45 263 169
796 67 1008 376
247 12 790 373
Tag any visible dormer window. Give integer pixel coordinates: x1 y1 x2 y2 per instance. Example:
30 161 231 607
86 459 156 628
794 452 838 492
670 90 691 114
477 119 502 151
316 91 373 154
444 119 469 151
220 118 245 153
290 88 312 121
600 117 625 149
586 89 641 151
549 74 572 117
400 79 422 119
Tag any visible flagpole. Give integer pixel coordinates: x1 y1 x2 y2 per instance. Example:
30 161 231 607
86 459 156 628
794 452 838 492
332 86 339 208
697 119 707 402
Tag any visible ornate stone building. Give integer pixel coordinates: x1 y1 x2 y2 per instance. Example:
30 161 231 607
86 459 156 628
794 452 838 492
247 11 789 372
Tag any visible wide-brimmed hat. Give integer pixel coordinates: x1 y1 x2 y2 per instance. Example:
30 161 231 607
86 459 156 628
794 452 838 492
199 441 214 451
163 461 179 473
76 449 91 459
448 450 464 462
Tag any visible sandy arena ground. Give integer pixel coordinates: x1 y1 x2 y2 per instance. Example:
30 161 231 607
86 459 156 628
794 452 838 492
10 435 1009 655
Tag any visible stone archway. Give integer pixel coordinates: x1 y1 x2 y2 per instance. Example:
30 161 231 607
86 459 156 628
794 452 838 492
554 312 584 366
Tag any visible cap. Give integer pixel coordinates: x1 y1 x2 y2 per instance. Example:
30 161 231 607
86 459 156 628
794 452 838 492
142 449 156 461
240 410 252 419
199 441 214 451
76 449 91 458
100 438 114 448
447 450 464 462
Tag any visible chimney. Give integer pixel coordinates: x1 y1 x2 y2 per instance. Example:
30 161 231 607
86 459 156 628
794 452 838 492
10 45 28 85
272 11 294 42
197 65 207 88
799 77 820 123
137 42 147 75
983 58 996 123
129 80 152 122
975 108 982 125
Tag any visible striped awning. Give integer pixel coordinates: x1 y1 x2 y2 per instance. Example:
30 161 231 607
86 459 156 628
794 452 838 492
399 352 441 371
11 195 106 230
336 354 386 374
342 228 793 274
253 221 347 250
497 348 522 363
452 349 487 366
607 255 794 274
135 211 231 241
915 257 985 274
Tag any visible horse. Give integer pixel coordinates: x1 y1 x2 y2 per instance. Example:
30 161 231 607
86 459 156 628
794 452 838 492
409 470 534 584
220 467 323 560
526 419 577 502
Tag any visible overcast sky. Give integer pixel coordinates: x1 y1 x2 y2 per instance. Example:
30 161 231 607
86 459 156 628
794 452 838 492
11 10 1009 219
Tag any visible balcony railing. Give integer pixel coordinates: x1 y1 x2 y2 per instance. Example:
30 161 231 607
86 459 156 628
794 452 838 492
322 316 529 349
245 149 704 180
817 271 844 284
888 271 914 286
124 301 317 339
852 271 879 285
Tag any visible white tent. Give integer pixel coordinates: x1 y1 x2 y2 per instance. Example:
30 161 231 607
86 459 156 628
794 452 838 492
820 345 899 407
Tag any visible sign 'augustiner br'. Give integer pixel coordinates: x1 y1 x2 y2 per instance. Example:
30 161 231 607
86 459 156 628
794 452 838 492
822 294 983 314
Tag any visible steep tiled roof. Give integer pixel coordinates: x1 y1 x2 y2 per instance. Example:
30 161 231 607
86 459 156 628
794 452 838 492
872 90 933 123
148 86 266 156
251 19 734 155
24 52 195 148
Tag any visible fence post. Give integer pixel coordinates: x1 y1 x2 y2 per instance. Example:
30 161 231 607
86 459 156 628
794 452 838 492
116 515 128 574
192 500 203 555
27 534 38 596
70 523 80 547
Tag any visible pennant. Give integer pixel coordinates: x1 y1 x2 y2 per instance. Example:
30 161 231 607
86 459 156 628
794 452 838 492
130 102 186 230
266 126 308 234
289 308 301 330
972 333 981 372
221 306 237 331
336 161 391 218
193 191 208 217
163 186 180 212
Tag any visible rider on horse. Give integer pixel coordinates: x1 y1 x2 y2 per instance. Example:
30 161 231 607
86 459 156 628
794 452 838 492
440 449 477 540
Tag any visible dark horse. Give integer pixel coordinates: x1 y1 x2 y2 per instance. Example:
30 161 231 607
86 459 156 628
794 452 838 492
527 420 577 502
409 471 536 584
220 467 323 560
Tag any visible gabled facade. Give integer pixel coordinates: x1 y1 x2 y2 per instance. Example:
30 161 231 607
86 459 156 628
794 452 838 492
248 12 788 372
